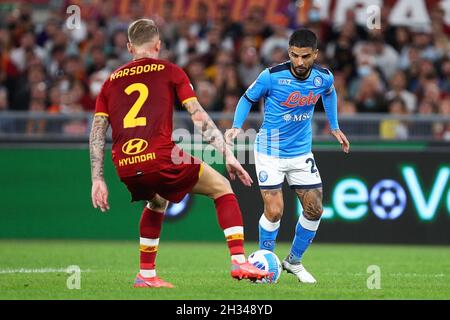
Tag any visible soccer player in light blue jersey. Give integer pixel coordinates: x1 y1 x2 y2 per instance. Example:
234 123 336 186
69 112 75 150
225 29 350 283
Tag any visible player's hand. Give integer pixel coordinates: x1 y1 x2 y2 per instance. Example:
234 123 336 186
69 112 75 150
225 128 241 146
226 156 253 187
331 129 350 153
91 178 110 212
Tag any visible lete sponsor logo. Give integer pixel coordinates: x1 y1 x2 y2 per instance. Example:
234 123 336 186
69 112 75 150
281 91 320 108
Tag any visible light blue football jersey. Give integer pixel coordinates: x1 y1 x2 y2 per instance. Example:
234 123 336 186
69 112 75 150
243 61 335 158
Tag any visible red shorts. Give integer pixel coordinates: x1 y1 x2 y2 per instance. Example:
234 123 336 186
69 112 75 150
120 160 203 203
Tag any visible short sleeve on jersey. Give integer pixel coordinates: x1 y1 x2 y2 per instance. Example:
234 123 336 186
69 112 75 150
245 68 271 103
171 64 196 105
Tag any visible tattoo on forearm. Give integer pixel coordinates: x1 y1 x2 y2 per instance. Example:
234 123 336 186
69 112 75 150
89 115 109 181
184 100 230 157
296 188 323 220
189 108 201 117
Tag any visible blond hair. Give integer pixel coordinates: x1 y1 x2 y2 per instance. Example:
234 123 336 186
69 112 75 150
127 19 159 46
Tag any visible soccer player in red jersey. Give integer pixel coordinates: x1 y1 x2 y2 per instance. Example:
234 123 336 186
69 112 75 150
89 19 268 288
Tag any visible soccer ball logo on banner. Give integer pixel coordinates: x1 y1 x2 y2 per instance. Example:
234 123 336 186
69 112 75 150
370 179 407 220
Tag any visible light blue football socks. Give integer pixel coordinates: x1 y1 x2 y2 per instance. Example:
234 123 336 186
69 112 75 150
288 213 321 263
259 213 280 252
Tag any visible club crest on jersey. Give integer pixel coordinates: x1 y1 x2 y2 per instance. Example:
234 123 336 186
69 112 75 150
259 171 268 182
281 91 320 108
313 76 323 87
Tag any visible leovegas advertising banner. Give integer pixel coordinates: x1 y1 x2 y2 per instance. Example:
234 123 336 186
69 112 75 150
231 150 450 244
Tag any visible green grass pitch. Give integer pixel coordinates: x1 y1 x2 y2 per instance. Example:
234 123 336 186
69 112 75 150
0 240 449 300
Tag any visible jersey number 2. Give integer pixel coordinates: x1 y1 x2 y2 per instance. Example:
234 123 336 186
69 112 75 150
306 158 318 174
123 83 148 128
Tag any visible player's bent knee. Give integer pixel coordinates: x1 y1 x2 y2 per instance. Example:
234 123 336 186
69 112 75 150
265 205 284 222
266 212 283 222
147 196 169 212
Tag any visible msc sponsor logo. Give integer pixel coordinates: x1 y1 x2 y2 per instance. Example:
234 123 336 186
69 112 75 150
283 111 312 122
122 138 148 155
281 91 320 108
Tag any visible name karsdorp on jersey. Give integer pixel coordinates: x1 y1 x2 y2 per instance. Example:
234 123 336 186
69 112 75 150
95 57 196 177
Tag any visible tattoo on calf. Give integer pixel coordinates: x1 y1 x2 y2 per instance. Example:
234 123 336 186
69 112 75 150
296 188 323 221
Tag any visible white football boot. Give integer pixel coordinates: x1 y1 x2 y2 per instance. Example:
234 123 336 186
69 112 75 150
282 258 317 284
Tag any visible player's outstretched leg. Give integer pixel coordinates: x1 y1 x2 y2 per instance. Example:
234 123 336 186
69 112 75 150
191 163 269 281
134 196 174 288
283 188 323 284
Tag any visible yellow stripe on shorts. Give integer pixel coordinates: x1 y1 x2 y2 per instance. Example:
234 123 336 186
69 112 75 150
198 162 204 178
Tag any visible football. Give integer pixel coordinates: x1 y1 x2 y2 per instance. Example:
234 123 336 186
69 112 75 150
248 249 282 283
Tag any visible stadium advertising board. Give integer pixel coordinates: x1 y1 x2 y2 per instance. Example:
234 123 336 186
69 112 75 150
231 151 450 244
0 149 448 244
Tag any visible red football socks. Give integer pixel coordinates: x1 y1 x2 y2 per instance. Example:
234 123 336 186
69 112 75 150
214 193 245 256
139 207 164 271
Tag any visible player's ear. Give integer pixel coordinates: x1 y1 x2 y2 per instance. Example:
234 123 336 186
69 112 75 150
155 40 161 53
127 42 133 54
313 49 318 59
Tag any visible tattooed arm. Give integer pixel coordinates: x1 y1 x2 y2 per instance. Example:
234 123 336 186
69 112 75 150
183 99 233 159
89 115 110 212
183 98 253 186
89 115 109 181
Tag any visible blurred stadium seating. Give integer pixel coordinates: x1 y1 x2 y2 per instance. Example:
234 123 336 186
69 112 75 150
0 0 448 143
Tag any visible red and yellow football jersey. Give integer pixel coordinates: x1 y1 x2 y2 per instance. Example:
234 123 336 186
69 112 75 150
95 57 196 177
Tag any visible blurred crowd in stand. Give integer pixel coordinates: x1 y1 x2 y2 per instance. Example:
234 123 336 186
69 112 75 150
0 0 449 140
